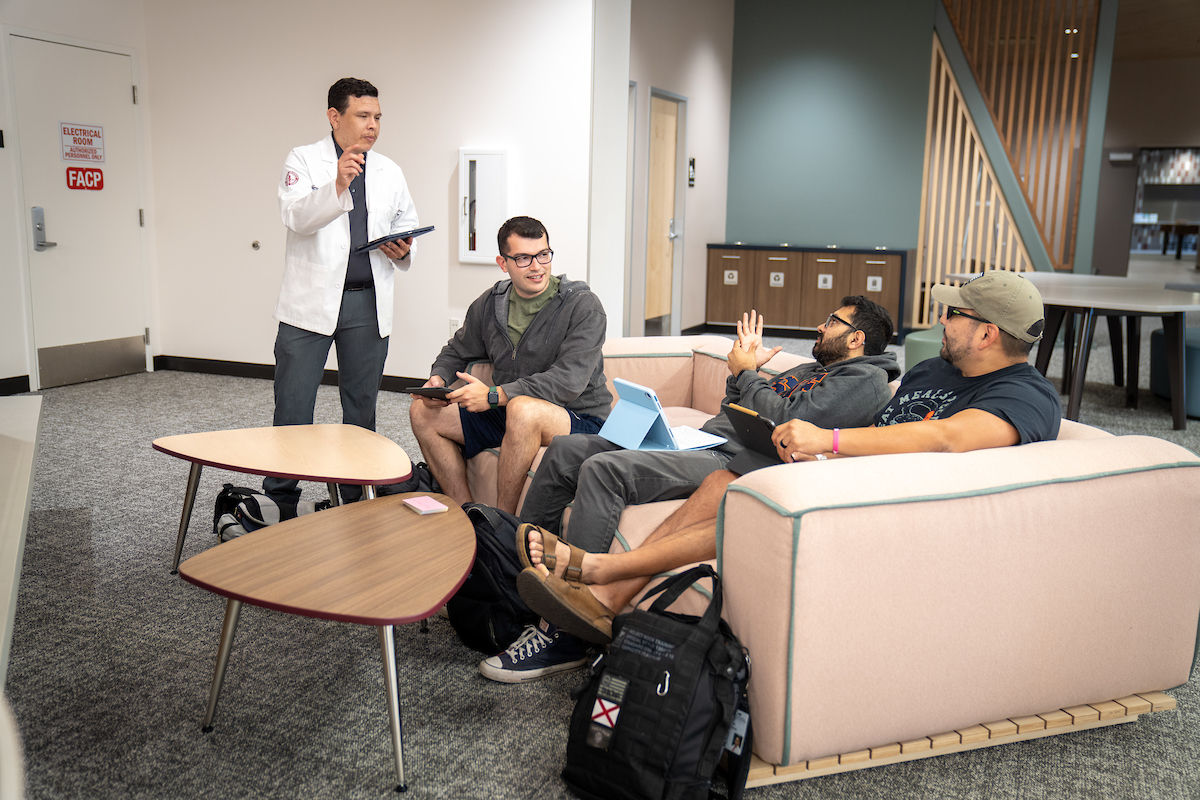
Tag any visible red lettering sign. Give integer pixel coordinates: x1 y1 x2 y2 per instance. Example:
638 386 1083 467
66 167 104 191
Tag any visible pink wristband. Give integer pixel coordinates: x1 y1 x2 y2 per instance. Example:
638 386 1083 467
832 428 839 454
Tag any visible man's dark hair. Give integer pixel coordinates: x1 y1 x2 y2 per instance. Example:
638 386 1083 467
842 295 894 355
497 216 550 256
998 330 1035 358
328 78 378 115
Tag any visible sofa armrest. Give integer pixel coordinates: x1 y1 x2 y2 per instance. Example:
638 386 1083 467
718 436 1200 766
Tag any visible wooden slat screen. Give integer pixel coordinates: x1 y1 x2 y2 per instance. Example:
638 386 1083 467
913 35 1033 329
941 0 1099 272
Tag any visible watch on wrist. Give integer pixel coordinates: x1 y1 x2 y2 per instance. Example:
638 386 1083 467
488 386 499 409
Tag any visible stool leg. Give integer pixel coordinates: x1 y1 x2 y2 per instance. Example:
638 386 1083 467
171 462 203 574
1066 309 1097 421
378 625 407 792
1163 313 1187 430
1062 313 1077 395
1107 316 1124 387
202 598 243 731
1036 307 1066 376
1126 316 1141 408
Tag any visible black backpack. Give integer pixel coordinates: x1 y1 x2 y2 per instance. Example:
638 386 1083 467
563 565 752 800
446 503 540 654
376 461 442 496
212 483 329 542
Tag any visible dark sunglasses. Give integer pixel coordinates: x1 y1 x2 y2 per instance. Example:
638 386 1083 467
945 307 990 325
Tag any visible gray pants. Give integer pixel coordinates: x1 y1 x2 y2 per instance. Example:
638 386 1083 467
520 434 732 554
264 288 389 505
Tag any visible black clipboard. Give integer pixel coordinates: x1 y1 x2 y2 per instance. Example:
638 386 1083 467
722 403 784 475
354 225 435 254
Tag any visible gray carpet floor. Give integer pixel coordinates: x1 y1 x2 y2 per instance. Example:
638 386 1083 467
5 307 1200 799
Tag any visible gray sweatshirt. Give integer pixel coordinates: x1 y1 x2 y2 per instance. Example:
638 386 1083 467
702 352 901 456
430 275 613 420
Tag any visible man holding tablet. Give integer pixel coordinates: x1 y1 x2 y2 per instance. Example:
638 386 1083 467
266 77 419 508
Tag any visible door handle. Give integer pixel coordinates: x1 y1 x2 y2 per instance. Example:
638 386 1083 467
667 218 678 240
32 207 58 251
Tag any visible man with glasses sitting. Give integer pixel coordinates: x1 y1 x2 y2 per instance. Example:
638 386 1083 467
410 216 611 515
510 270 1063 660
478 295 900 682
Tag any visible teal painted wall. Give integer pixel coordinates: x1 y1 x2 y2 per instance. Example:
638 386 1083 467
726 0 936 249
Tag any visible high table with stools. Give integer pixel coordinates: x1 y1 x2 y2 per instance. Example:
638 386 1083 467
153 424 412 571
946 272 1200 429
178 492 474 793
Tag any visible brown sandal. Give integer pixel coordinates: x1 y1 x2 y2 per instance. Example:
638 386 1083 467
515 523 585 582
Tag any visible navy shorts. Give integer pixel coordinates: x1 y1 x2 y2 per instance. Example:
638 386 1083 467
459 405 604 460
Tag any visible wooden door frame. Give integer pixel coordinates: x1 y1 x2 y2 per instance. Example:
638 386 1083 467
643 87 688 336
2 27 151 391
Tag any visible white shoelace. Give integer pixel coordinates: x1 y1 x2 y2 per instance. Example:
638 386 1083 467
506 626 552 662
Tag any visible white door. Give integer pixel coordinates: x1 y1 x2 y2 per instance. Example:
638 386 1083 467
10 34 146 389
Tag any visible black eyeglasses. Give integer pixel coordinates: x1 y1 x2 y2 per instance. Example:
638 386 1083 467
502 249 554 268
945 307 990 325
823 312 860 333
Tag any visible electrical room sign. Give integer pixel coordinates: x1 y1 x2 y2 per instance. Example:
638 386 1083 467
60 122 105 163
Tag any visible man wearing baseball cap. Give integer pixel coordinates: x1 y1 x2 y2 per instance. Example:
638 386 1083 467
773 269 1062 461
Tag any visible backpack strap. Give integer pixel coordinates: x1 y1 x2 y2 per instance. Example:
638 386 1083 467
638 564 722 634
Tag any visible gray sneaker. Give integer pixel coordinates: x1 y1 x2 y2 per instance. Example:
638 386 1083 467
478 620 589 684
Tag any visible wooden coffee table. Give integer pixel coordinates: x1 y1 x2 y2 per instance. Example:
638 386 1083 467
153 424 412 571
178 492 474 792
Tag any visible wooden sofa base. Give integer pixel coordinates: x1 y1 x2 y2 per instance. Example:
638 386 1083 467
747 691 1177 787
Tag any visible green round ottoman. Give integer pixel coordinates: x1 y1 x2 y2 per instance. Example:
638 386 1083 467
904 324 944 372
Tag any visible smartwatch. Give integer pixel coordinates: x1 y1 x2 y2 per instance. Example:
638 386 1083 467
488 387 499 409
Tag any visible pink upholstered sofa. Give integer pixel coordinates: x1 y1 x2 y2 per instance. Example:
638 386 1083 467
438 335 1200 776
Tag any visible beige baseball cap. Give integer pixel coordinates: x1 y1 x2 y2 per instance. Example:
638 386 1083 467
930 270 1045 343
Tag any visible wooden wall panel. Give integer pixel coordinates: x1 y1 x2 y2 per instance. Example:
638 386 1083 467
913 35 1034 329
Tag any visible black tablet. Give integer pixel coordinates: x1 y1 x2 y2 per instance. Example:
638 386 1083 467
354 225 436 254
722 403 784 475
402 386 452 400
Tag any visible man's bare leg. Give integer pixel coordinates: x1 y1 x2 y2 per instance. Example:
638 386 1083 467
496 396 572 515
409 400 472 506
528 470 739 609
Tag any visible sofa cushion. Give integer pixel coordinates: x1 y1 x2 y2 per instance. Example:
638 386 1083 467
718 435 1200 765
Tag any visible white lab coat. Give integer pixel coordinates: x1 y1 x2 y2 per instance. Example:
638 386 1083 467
274 135 419 337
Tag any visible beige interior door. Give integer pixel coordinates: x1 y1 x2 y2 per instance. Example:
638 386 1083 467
645 95 679 335
11 34 146 389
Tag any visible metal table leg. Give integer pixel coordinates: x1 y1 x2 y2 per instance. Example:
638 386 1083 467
378 625 407 792
171 462 203 573
202 598 243 732
327 482 341 507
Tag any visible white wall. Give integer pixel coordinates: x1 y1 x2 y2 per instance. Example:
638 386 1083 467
0 0 156 384
628 0 734 332
145 0 595 379
0 0 610 385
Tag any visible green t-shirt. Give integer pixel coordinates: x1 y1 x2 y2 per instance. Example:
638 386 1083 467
508 275 561 348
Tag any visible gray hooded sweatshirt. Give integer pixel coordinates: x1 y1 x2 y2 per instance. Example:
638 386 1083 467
430 275 613 420
702 352 901 456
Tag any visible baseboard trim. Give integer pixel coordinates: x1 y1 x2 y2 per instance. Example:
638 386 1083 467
151 356 425 393
0 375 32 396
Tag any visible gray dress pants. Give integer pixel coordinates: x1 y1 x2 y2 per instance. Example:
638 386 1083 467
520 433 732 554
264 287 389 505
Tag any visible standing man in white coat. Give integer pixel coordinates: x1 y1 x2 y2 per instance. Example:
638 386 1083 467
265 77 419 507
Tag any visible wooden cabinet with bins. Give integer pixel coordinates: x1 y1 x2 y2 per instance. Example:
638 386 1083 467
706 245 906 333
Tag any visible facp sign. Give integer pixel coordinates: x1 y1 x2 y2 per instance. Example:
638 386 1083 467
60 122 105 163
66 167 104 190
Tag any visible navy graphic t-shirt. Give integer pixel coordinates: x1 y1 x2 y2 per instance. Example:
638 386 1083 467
875 357 1062 443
